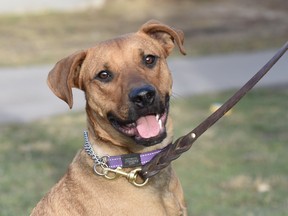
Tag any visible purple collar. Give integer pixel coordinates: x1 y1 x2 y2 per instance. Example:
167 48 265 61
83 131 164 169
107 149 163 169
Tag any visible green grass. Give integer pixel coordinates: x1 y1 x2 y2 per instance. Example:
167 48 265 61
172 88 288 215
0 87 288 215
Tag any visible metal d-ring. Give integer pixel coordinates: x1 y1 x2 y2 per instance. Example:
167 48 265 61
93 163 108 176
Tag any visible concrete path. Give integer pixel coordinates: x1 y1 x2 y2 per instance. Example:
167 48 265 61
0 0 104 14
0 50 287 124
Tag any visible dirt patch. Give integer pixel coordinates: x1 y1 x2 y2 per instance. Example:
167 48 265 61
0 0 287 66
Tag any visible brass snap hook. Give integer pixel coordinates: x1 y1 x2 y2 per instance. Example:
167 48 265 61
103 167 149 187
129 168 149 187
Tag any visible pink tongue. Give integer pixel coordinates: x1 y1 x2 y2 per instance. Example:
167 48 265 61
136 115 160 139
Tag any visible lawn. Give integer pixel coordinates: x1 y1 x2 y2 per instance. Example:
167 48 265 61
0 87 287 215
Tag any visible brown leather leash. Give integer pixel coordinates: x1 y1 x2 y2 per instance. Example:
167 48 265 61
140 41 288 180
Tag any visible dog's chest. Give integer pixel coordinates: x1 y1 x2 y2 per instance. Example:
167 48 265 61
73 164 183 215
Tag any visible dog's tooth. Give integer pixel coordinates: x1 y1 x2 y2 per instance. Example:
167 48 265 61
158 119 162 129
127 122 136 128
156 114 160 121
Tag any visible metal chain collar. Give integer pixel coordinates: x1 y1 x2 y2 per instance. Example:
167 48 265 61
83 131 149 187
83 131 108 167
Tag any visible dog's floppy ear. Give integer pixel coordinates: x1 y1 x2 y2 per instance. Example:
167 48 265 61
47 50 87 109
139 20 186 57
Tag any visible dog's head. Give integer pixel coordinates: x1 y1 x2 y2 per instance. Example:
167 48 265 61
48 20 186 147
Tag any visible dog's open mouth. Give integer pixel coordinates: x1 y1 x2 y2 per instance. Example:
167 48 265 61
108 108 168 146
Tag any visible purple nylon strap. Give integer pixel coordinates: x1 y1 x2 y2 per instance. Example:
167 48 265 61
107 149 162 169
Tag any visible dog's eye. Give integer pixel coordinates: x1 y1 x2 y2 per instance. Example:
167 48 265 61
95 70 113 82
143 55 157 68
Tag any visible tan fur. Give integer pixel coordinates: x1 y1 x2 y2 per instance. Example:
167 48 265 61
31 20 187 216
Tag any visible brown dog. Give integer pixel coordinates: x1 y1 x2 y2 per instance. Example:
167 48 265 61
31 20 187 215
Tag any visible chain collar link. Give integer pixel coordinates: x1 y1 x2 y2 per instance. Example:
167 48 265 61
83 131 108 167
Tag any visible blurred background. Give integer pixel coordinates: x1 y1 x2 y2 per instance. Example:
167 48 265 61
0 0 287 215
1 0 288 66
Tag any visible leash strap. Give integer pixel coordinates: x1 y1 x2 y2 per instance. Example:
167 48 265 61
140 41 288 180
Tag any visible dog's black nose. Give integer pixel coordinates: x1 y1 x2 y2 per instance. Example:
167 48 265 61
129 85 156 108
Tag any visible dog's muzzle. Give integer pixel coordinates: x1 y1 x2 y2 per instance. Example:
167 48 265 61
108 85 169 146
